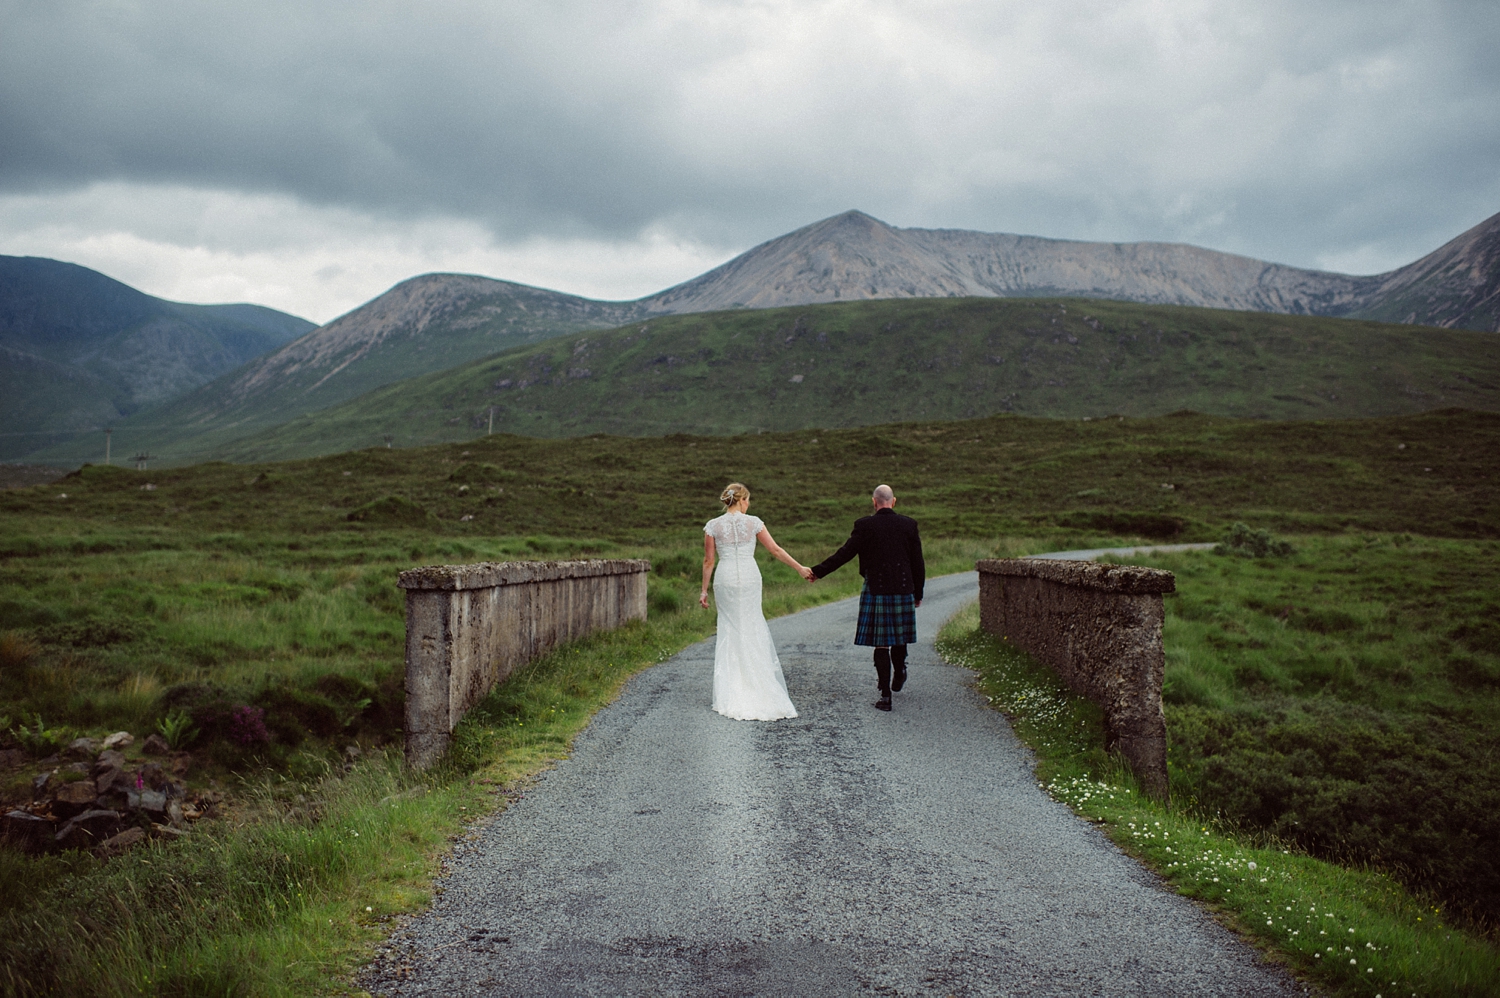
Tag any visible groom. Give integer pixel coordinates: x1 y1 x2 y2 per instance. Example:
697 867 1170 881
808 485 925 711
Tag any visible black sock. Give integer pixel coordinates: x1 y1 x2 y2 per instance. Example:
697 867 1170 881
873 647 891 696
890 645 908 691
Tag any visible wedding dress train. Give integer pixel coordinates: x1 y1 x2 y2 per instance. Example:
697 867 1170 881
704 511 798 720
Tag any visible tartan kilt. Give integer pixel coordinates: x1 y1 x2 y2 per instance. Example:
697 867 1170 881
854 583 917 646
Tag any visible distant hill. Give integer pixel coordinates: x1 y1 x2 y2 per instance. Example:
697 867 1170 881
28 274 654 466
637 209 1500 332
202 297 1500 463
0 256 315 460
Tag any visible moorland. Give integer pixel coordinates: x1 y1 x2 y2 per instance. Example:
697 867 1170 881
0 406 1496 995
60 296 1500 467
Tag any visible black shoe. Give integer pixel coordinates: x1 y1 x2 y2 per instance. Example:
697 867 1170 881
875 696 892 711
891 665 907 692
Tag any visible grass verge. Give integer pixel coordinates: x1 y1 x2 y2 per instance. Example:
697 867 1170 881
937 601 1500 998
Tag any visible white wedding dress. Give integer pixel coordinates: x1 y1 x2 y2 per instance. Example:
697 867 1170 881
704 511 798 720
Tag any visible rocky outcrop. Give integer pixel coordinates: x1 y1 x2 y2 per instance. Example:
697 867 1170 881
0 734 218 857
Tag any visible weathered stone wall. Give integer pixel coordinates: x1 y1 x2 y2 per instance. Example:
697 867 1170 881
399 559 649 769
976 558 1174 800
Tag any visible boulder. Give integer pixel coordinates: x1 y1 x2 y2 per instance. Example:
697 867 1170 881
168 753 192 778
2 810 56 853
94 826 146 858
142 734 171 756
136 790 167 818
55 809 122 851
0 748 28 769
95 769 123 796
101 732 134 751
32 770 54 797
150 822 188 841
51 780 99 819
139 762 165 790
167 800 184 826
64 737 99 760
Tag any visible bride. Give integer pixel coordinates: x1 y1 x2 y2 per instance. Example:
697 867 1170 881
699 483 813 720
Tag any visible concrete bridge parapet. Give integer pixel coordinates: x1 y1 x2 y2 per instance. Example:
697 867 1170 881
976 557 1173 800
399 558 649 769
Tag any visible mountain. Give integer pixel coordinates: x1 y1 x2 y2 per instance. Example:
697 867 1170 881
1342 210 1500 330
638 210 1372 316
638 209 1500 332
27 275 654 465
0 256 315 460
22 207 1499 466
203 296 1500 463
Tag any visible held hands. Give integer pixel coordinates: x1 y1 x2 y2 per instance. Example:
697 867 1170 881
799 565 817 583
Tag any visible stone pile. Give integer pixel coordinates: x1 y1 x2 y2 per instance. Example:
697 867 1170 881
1 730 221 857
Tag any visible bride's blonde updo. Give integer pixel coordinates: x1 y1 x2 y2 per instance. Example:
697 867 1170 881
719 482 750 508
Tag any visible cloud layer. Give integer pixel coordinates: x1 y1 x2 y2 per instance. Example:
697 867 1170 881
3 0 1496 322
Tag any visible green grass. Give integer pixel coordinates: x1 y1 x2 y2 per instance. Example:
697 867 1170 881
202 296 1500 463
1137 536 1500 927
0 533 998 997
2 409 1497 993
936 540 1500 990
3 408 1496 549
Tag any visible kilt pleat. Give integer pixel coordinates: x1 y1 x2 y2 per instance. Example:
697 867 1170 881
854 583 916 646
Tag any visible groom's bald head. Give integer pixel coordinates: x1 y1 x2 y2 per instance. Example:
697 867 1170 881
872 485 896 508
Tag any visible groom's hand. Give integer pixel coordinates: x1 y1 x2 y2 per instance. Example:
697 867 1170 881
914 599 922 608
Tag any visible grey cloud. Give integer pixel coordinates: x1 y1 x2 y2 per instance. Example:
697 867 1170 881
1 0 1497 274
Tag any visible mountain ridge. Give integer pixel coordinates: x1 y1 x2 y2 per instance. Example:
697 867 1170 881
636 210 1381 316
14 207 1499 464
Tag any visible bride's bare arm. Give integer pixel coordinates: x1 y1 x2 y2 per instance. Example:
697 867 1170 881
700 534 716 608
757 528 815 580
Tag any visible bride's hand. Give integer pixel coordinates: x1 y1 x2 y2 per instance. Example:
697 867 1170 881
699 590 710 609
799 566 816 582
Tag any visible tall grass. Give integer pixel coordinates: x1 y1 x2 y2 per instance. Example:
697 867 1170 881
938 602 1500 997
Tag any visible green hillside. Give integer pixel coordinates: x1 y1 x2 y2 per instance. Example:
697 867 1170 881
26 275 650 468
215 297 1500 464
0 256 315 461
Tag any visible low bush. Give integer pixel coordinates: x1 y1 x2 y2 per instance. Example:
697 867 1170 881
1216 521 1295 558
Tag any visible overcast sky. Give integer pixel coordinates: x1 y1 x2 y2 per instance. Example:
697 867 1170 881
2 0 1497 324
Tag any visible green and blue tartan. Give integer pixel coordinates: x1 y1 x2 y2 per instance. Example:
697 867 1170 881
854 582 916 646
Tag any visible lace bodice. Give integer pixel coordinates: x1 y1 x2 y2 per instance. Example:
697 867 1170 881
704 511 764 549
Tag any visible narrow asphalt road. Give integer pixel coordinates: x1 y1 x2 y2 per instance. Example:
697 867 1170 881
366 568 1302 997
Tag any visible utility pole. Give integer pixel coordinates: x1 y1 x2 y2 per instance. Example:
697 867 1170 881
132 452 152 471
104 428 112 466
488 408 494 436
383 434 393 449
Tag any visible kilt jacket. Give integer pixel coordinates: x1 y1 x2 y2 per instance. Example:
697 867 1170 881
811 508 925 602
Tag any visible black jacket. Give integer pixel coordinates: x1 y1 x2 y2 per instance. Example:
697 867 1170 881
811 508 925 601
